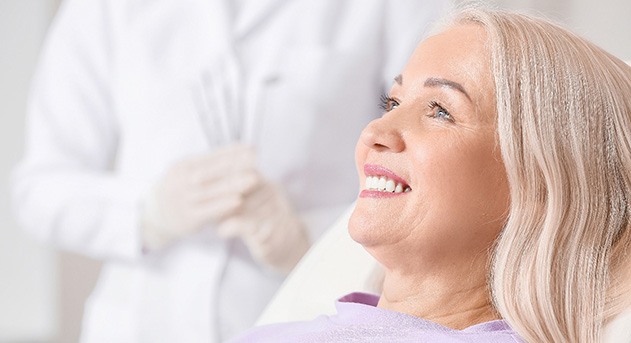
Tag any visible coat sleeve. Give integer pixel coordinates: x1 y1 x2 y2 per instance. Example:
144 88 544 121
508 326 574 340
380 0 453 91
11 0 142 261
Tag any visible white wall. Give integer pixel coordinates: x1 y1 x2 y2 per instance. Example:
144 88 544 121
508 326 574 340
1 3 100 342
490 0 631 59
0 0 58 341
566 0 631 60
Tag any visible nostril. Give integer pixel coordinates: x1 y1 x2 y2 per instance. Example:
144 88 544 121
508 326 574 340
372 142 389 151
360 119 405 152
371 132 405 153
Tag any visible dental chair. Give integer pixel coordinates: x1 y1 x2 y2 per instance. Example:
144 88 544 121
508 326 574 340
257 198 631 342
256 204 377 325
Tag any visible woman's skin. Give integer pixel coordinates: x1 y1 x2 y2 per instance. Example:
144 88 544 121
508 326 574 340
349 24 511 330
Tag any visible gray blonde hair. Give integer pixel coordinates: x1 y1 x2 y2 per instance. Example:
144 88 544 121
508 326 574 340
451 8 631 343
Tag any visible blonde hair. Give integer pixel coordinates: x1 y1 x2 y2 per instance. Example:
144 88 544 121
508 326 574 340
450 8 631 343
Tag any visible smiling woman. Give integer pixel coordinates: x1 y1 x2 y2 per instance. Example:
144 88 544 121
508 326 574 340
350 22 510 331
228 7 631 343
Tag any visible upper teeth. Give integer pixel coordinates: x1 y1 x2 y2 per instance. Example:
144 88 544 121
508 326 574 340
365 176 410 193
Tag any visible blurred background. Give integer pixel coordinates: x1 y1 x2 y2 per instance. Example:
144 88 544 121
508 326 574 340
1 0 630 342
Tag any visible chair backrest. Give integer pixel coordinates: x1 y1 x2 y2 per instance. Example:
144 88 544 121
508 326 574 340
256 203 378 325
606 309 631 342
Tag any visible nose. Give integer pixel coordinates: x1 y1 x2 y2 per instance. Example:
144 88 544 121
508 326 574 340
360 116 405 153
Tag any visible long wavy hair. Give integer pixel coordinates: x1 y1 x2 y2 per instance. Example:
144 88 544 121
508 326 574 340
449 8 631 342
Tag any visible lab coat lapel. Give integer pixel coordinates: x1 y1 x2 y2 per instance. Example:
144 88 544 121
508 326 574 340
234 0 289 39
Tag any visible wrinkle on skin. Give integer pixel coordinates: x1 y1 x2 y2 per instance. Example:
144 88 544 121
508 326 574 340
349 24 510 330
380 277 498 329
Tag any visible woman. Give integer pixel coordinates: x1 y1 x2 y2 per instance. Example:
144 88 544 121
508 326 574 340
230 7 631 343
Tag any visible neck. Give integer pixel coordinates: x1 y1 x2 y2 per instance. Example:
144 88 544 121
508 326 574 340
377 267 499 330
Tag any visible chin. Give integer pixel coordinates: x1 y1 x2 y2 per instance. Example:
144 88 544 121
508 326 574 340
348 203 385 248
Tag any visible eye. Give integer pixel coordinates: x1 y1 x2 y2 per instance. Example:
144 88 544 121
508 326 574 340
428 101 454 122
379 94 400 112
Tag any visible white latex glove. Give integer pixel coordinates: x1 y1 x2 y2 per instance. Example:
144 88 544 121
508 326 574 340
217 182 310 274
141 145 260 251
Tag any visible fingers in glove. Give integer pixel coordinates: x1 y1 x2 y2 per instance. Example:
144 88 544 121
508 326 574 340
216 217 251 238
192 171 261 203
194 194 244 223
241 182 290 216
188 145 257 184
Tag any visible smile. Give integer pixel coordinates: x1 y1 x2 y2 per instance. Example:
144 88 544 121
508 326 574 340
361 164 411 197
365 176 410 193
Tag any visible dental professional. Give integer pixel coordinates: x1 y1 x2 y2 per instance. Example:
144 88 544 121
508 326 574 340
11 0 449 342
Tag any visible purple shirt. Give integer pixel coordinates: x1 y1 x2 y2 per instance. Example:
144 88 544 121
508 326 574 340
229 292 523 342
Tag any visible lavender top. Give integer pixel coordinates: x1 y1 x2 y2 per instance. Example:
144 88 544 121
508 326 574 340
229 292 523 342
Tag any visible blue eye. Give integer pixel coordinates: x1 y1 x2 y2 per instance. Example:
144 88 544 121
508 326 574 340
379 94 400 112
428 101 453 122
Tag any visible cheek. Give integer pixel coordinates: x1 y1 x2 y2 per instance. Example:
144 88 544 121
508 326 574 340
415 137 509 238
452 151 508 230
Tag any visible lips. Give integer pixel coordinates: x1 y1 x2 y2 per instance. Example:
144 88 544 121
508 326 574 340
360 164 411 198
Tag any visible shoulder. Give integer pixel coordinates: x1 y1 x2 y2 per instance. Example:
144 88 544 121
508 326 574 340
229 318 523 343
229 294 524 343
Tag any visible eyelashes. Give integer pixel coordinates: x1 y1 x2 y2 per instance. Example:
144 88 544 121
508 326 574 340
379 93 455 123
427 100 454 122
379 94 399 112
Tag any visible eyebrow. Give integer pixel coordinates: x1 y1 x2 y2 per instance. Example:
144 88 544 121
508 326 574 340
424 77 471 101
394 74 403 85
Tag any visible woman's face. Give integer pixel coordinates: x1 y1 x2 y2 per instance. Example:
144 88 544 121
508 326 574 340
349 24 510 272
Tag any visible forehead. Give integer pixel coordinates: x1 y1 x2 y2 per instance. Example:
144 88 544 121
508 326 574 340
400 24 493 104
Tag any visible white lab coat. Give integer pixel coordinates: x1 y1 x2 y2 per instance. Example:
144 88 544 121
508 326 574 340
12 0 448 342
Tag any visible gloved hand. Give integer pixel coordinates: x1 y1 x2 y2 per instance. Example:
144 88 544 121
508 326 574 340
141 145 260 251
217 182 310 274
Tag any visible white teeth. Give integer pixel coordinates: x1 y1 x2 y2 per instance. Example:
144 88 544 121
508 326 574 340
378 177 386 190
385 179 395 192
365 175 409 193
367 176 377 189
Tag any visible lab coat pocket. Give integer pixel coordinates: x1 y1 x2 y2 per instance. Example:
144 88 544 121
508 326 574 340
268 45 375 127
257 46 373 206
256 46 334 178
